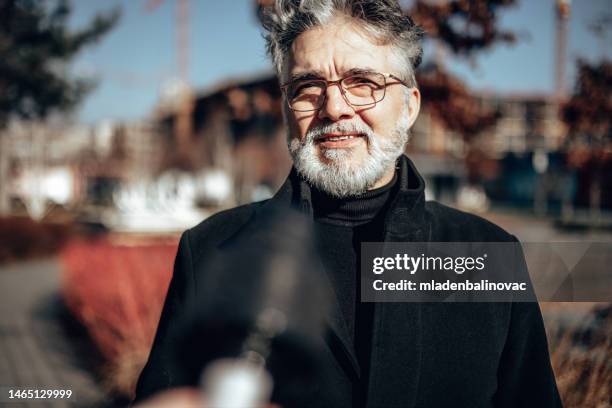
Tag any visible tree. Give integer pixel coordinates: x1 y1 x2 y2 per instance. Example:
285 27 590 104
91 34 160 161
410 0 516 59
562 59 611 143
562 58 612 211
405 1 519 188
0 0 119 213
416 65 501 140
409 0 518 142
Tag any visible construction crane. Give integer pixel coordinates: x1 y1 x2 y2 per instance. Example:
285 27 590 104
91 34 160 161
146 0 194 163
554 0 571 102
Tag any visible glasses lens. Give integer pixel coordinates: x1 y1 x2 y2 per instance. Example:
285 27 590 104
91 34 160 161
342 73 386 106
287 80 326 111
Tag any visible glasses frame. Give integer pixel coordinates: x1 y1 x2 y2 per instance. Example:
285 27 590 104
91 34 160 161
280 72 411 112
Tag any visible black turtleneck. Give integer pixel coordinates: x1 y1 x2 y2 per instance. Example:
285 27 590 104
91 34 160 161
312 172 398 403
312 171 397 226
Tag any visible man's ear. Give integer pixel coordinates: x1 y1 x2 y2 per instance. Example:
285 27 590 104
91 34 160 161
406 87 421 128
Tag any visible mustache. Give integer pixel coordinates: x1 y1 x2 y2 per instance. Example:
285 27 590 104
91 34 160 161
304 122 375 144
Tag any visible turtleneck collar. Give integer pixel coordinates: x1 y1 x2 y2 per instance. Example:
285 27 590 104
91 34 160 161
312 171 398 226
263 154 428 242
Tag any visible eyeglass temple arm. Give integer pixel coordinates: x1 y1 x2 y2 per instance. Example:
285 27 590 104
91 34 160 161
384 73 412 88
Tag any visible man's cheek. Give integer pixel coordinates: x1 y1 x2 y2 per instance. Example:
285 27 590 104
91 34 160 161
283 103 305 134
292 120 311 143
357 114 378 137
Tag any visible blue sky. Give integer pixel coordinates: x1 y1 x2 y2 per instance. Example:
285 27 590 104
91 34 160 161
69 0 611 124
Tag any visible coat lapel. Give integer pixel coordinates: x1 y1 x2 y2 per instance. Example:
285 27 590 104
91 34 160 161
255 168 362 380
366 302 422 408
366 156 428 408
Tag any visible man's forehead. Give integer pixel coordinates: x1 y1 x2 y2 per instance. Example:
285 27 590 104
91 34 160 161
284 19 394 80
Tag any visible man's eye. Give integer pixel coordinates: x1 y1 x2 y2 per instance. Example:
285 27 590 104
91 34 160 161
345 76 379 87
293 82 322 95
297 83 315 91
354 77 375 84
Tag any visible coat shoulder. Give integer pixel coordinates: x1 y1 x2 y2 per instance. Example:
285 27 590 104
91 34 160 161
425 201 516 242
186 200 267 258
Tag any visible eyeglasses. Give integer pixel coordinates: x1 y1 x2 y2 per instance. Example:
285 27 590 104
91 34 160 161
280 71 411 112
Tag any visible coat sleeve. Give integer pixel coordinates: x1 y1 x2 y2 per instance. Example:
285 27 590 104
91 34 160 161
493 238 562 407
133 230 196 403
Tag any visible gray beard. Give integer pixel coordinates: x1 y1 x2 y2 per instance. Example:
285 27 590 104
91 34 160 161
288 107 411 198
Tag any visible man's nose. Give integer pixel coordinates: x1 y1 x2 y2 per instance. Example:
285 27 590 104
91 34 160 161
317 84 355 121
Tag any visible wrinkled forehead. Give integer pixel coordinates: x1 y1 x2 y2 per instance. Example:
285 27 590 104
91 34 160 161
283 19 397 82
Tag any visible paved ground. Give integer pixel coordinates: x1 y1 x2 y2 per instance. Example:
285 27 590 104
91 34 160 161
483 209 612 242
459 210 611 330
0 259 110 408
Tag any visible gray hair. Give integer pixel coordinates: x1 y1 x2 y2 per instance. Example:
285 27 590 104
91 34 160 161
258 0 424 86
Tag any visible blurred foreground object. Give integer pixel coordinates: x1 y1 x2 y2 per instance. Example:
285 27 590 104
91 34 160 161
132 386 281 408
201 359 272 408
174 209 330 407
137 209 333 407
133 387 201 408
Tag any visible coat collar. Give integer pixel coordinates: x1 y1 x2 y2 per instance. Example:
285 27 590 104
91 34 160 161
267 154 427 233
257 155 427 390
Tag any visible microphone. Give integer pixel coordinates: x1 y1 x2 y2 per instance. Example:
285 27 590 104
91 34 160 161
166 208 332 407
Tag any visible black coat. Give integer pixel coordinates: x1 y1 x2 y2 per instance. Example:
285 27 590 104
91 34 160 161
134 156 561 408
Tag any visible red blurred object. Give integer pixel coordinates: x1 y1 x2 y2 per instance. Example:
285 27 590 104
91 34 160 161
60 235 178 396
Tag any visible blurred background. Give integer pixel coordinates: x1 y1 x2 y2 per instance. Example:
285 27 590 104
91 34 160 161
0 0 610 406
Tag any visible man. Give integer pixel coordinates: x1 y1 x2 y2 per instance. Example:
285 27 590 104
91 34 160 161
135 0 561 407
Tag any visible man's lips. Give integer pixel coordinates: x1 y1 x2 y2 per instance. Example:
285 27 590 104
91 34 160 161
315 133 365 148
